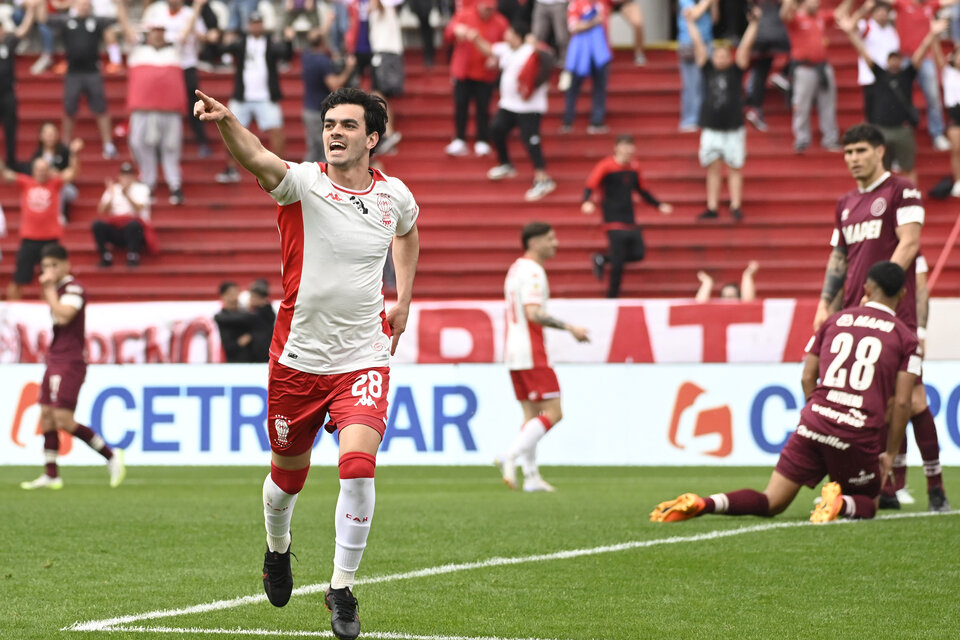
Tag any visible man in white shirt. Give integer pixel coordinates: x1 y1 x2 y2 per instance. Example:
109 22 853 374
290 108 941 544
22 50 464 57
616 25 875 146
472 23 557 202
496 222 589 492
91 161 151 267
194 86 419 640
836 0 900 118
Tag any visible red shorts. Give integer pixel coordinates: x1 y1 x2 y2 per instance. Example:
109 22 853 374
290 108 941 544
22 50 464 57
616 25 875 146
509 367 561 402
267 360 390 456
39 362 87 411
775 424 883 497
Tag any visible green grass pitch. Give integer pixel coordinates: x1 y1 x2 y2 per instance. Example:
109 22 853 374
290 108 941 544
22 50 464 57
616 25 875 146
2 465 958 640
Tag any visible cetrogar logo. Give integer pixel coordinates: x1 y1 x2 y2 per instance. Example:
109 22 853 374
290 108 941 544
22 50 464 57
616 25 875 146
667 381 732 458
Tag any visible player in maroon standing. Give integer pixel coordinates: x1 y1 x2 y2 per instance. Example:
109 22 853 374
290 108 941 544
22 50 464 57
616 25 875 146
20 243 126 490
651 261 920 523
814 123 949 513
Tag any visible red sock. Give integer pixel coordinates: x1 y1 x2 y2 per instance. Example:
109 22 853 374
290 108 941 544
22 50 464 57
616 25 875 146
911 409 943 490
72 424 113 460
708 489 770 516
840 495 877 519
44 431 59 478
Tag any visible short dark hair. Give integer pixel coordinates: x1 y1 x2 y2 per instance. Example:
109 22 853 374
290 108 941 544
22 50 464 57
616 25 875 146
509 20 530 38
219 280 238 295
867 261 906 297
40 242 68 261
521 221 553 249
250 278 269 297
841 123 886 148
615 134 635 146
320 88 388 155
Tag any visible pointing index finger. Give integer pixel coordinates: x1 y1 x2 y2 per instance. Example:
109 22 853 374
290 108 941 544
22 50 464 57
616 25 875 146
194 89 215 106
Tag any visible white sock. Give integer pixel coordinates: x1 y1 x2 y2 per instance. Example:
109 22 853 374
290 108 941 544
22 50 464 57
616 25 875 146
107 43 122 65
842 495 856 518
263 475 298 553
331 477 375 589
506 417 548 477
709 493 730 513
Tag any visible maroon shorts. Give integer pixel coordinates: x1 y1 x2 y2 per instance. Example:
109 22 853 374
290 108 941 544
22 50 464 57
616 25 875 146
38 362 87 411
775 424 883 497
267 360 390 457
509 367 561 402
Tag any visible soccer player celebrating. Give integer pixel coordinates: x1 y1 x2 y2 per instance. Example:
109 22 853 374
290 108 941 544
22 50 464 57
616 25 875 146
813 123 949 513
496 222 589 492
20 243 126 490
194 87 419 640
651 261 920 523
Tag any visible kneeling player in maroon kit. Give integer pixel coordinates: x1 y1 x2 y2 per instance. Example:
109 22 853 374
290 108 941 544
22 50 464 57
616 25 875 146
20 243 126 490
651 261 920 523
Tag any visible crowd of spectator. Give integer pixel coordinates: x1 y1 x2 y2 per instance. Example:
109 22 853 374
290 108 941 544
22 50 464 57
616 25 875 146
4 0 960 303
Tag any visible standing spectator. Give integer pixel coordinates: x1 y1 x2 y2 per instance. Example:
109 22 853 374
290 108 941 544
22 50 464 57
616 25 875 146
0 15 34 168
943 48 960 195
248 278 276 362
581 134 673 298
20 124 79 221
781 0 839 153
215 14 295 183
408 0 438 67
837 14 947 185
227 0 261 33
695 260 759 302
18 0 56 75
610 0 646 65
284 0 321 32
531 0 568 66
302 30 356 162
186 0 223 69
121 20 187 205
744 0 790 132
559 0 611 134
443 0 508 157
894 0 952 150
142 0 213 158
92 161 152 267
677 0 717 132
58 0 118 159
367 0 404 152
0 139 82 300
214 280 254 362
473 23 557 201
687 3 758 221
836 0 900 122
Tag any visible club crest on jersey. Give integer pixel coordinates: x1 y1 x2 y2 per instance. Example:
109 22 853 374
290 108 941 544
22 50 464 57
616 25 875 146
377 193 393 226
870 197 887 217
273 416 291 447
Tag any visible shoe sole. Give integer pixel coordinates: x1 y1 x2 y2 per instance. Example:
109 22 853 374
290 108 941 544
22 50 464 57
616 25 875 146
493 458 517 490
109 449 127 488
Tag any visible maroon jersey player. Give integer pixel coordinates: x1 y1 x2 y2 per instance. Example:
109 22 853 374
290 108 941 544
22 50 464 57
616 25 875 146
20 243 126 491
815 123 948 513
651 261 920 524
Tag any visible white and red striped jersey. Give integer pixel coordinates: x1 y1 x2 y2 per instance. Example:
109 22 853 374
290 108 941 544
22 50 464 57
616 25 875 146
267 162 419 374
504 257 550 370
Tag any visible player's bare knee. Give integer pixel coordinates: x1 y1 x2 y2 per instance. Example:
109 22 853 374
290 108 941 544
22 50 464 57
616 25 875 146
910 384 928 414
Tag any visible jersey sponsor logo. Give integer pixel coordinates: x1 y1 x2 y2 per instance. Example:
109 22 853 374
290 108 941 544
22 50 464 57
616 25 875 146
796 424 852 449
841 219 883 245
870 197 887 216
852 314 895 333
810 403 867 430
902 188 922 200
667 381 733 458
26 186 54 212
826 389 864 408
325 192 345 202
376 193 393 227
273 416 291 447
848 468 877 486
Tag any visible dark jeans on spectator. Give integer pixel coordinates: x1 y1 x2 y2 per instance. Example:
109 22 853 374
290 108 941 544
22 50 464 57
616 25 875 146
563 62 610 127
0 92 18 166
604 228 645 298
409 0 436 65
184 67 208 145
92 219 145 257
453 78 495 142
490 108 545 169
747 55 774 109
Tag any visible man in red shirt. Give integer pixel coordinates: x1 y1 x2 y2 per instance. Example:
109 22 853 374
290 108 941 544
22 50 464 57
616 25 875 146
0 138 82 300
894 0 951 150
781 0 840 153
443 0 508 158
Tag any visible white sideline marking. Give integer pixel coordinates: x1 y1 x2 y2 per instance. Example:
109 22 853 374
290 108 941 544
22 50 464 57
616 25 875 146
66 510 958 634
105 626 565 640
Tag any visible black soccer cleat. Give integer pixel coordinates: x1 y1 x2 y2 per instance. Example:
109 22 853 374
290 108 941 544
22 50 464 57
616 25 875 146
262 543 294 607
878 493 901 510
928 486 951 513
325 586 361 640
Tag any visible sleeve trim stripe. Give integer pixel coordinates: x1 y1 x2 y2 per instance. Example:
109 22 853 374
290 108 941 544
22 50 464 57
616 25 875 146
896 206 925 226
59 293 84 310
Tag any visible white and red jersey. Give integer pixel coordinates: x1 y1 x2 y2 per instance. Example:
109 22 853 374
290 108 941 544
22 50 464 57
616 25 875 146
267 162 419 374
504 257 550 370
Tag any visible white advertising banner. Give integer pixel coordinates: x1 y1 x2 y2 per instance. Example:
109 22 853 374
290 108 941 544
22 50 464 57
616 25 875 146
3 297 960 364
3 363 959 467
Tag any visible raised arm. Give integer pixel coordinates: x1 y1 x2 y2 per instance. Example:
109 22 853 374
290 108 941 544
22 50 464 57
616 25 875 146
687 0 718 22
15 4 35 39
59 139 83 184
180 0 207 44
0 158 18 181
740 260 758 302
684 8 708 67
911 19 949 69
736 7 761 69
814 247 848 330
193 90 287 191
781 0 799 22
524 303 590 342
695 271 714 303
836 14 875 67
324 55 357 92
386 224 419 355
